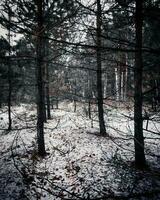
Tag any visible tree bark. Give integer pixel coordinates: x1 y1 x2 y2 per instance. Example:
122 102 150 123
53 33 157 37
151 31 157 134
45 39 51 119
88 69 92 119
74 79 77 112
134 0 146 168
96 0 106 135
7 8 12 131
36 0 46 157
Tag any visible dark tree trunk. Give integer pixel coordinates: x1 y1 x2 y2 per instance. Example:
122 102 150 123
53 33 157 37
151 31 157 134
7 8 12 131
7 61 12 131
56 98 59 109
134 0 146 168
88 70 92 119
74 99 76 112
0 83 2 108
74 79 77 112
119 65 122 101
96 0 106 135
36 0 46 157
44 1 51 120
46 65 51 119
42 38 47 123
88 100 91 119
45 39 51 119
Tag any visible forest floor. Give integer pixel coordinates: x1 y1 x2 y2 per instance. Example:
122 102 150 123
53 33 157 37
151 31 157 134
0 101 160 200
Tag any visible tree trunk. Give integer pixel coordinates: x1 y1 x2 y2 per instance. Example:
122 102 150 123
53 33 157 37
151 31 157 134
74 99 76 112
46 66 51 119
0 84 2 108
7 8 12 131
45 39 51 119
42 37 47 123
88 70 92 119
134 0 146 168
115 68 119 100
96 0 106 135
119 65 122 101
36 0 46 157
56 98 59 109
74 79 77 112
88 100 91 119
124 57 128 101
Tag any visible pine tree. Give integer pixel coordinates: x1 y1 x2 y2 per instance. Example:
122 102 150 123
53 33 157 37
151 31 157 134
96 0 106 135
134 0 146 168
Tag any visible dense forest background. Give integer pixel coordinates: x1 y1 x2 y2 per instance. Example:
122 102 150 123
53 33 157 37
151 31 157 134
0 0 160 199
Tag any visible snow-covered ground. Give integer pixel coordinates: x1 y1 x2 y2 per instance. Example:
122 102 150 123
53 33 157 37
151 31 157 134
0 101 160 200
